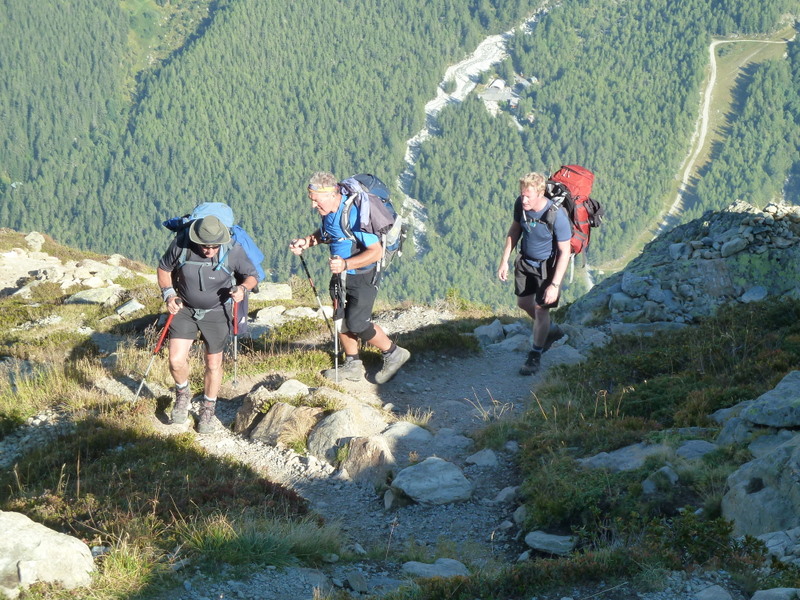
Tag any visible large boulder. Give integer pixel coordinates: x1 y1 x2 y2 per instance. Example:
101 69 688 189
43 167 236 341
340 436 396 484
251 282 293 301
233 379 310 435
250 402 324 446
721 436 800 536
307 405 388 463
577 442 669 472
524 530 577 556
0 511 94 599
24 232 45 252
401 558 469 578
64 285 125 306
390 457 472 505
739 371 800 428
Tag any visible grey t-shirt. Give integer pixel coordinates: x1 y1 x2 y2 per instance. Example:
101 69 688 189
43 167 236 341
159 239 258 309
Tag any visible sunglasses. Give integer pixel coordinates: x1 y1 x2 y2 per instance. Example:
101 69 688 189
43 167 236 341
200 244 220 250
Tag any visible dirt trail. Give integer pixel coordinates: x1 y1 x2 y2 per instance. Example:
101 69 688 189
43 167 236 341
182 313 581 559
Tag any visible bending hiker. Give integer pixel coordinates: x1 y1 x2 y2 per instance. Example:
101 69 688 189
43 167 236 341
157 215 258 433
498 172 570 375
289 171 410 383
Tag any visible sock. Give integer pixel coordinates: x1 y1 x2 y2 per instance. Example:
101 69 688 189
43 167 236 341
532 346 543 354
176 381 189 390
203 396 216 403
344 354 359 363
383 343 397 356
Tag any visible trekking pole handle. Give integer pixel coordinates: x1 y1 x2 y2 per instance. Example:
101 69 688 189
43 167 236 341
153 312 175 354
232 297 239 336
331 254 347 274
299 253 314 281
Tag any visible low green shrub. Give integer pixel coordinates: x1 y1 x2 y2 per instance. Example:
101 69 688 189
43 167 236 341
521 453 641 531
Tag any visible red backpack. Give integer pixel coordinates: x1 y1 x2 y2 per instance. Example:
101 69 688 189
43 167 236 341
544 165 604 255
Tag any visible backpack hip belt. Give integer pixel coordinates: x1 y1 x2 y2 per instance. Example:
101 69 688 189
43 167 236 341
186 305 225 321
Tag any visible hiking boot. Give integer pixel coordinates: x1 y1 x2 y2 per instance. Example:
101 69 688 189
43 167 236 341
375 346 411 384
542 324 565 353
519 350 541 376
323 359 365 382
171 386 192 424
196 400 216 434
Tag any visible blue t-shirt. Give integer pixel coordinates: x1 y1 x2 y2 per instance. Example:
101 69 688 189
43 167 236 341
513 197 572 262
321 193 380 273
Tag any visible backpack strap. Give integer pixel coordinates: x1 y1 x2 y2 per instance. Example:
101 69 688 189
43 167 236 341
175 238 235 292
337 193 385 284
214 242 234 278
338 194 358 244
519 199 557 243
540 204 558 234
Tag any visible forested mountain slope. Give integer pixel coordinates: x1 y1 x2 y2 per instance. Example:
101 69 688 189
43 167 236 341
1 0 799 307
1 0 521 272
394 0 800 304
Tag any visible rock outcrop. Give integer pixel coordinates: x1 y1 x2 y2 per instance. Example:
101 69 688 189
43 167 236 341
717 371 800 537
567 201 800 328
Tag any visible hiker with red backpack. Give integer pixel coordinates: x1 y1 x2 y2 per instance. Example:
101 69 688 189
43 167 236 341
289 171 410 384
157 215 259 433
498 172 571 375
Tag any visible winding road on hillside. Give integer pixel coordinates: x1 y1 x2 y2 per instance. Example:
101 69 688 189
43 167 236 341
654 38 790 238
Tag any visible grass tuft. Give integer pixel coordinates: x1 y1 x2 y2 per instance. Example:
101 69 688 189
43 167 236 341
174 512 342 568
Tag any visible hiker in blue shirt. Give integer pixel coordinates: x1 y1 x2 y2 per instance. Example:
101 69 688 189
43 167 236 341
498 172 571 375
157 215 258 433
289 171 410 383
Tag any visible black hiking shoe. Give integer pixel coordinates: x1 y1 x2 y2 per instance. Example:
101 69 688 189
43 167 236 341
519 350 541 376
375 346 411 384
171 386 192 424
196 400 216 434
323 359 365 382
543 324 565 353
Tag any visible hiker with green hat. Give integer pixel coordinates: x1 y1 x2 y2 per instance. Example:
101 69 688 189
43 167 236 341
157 215 259 433
498 172 570 375
290 171 410 384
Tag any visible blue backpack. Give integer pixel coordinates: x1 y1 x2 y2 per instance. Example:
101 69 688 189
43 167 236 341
162 202 266 283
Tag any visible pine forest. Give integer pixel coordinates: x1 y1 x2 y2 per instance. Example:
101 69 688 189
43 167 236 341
1 0 799 306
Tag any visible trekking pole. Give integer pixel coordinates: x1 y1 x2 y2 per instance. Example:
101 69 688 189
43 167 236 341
232 296 239 385
134 312 176 401
333 273 341 383
298 254 335 340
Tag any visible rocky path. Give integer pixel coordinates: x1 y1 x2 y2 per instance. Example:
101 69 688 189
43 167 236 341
147 320 751 600
0 240 763 600
144 308 582 599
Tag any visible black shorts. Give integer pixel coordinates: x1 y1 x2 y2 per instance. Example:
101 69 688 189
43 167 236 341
330 270 378 336
170 305 231 354
514 255 559 309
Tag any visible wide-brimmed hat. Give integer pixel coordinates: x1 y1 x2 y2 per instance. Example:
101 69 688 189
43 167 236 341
189 216 231 246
